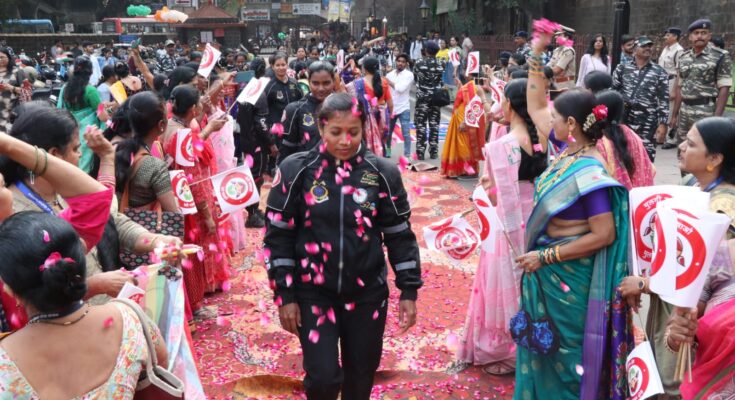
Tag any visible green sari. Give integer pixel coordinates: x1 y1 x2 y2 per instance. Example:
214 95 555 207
514 156 632 400
57 85 104 173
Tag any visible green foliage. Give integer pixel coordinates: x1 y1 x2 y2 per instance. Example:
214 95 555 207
447 11 482 35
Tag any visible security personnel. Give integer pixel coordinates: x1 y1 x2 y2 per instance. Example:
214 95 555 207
670 19 732 148
264 51 304 174
264 93 422 400
548 25 576 90
278 61 336 164
660 27 685 148
514 31 531 59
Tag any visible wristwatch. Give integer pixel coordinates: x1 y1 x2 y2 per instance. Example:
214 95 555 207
638 278 645 291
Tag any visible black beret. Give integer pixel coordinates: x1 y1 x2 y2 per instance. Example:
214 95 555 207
688 19 712 33
664 27 682 36
514 31 528 39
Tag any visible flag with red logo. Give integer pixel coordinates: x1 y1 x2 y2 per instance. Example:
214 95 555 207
472 185 501 253
169 170 198 215
197 43 221 79
211 165 260 214
237 77 271 105
464 94 484 128
466 51 480 76
626 341 664 400
487 79 506 105
422 214 480 260
448 49 461 67
175 128 196 167
628 186 709 276
651 199 732 307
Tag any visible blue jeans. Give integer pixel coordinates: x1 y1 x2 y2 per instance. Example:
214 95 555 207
388 109 412 157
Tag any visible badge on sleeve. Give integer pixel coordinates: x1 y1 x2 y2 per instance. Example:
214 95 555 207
277 91 284 100
310 180 329 203
303 113 315 127
352 188 368 204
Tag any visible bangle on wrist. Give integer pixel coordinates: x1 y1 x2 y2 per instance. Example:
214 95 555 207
663 329 678 353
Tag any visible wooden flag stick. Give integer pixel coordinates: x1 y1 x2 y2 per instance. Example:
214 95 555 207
460 206 519 259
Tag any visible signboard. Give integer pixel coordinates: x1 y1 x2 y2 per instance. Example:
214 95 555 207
280 3 292 13
200 31 213 44
271 2 281 9
327 0 350 22
436 0 458 14
242 8 271 21
293 3 322 15
64 23 74 33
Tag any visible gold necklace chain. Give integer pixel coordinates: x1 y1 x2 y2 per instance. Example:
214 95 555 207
536 143 595 196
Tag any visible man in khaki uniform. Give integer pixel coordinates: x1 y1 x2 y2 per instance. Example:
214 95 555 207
670 19 732 147
660 27 685 148
548 26 576 90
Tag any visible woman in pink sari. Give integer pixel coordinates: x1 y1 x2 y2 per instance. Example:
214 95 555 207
594 90 655 189
457 78 548 375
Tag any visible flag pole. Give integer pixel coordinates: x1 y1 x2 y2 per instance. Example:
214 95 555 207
462 206 519 259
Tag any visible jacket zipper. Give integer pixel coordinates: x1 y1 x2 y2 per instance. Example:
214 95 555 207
337 184 345 293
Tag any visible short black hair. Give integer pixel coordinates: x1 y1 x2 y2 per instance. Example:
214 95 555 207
396 53 410 63
620 34 635 44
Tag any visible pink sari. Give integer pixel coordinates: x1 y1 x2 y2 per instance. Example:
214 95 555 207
596 124 655 190
457 132 532 365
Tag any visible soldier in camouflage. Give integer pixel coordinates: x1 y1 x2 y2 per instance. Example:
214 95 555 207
670 19 733 149
612 36 669 162
413 41 446 160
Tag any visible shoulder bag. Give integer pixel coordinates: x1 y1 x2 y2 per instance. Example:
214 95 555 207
509 272 561 355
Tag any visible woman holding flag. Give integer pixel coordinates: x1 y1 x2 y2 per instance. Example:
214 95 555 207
456 78 547 375
439 76 486 178
511 29 632 399
164 85 231 320
620 116 735 398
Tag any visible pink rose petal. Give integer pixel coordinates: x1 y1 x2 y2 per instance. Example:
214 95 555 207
103 317 114 329
308 329 320 343
311 305 322 316
560 282 570 292
345 302 355 311
326 307 336 324
285 274 293 287
356 277 365 287
42 230 50 243
305 242 320 255
575 365 584 375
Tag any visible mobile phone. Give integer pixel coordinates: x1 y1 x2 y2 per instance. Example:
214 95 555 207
131 39 140 49
235 71 254 83
474 77 487 86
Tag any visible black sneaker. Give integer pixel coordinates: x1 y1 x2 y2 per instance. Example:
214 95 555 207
245 212 265 228
416 152 425 160
429 153 438 159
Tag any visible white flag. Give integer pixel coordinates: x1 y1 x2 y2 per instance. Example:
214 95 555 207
448 49 461 67
487 79 506 105
464 94 484 128
628 186 709 276
466 51 480 76
197 43 221 79
627 341 664 400
169 170 198 215
211 165 260 214
654 200 732 308
236 77 270 105
117 281 145 305
472 184 501 253
175 128 196 167
422 214 480 261
336 49 345 71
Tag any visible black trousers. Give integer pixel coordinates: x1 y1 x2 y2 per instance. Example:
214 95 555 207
296 297 388 400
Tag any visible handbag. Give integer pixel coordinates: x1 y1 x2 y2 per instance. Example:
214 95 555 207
509 272 561 355
430 87 451 107
112 298 185 399
119 151 184 269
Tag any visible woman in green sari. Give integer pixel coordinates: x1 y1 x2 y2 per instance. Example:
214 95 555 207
58 56 111 173
512 37 632 400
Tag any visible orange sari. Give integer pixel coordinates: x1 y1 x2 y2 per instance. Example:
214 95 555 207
440 81 486 177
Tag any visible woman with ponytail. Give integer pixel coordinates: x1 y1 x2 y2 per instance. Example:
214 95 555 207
345 56 393 156
594 89 654 189
440 75 486 178
456 78 547 375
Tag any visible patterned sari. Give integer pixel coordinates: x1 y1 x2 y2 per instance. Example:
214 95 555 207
440 81 486 177
514 156 631 400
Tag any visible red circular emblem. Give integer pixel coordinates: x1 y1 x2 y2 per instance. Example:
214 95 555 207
467 53 478 73
245 79 263 98
627 356 650 400
219 171 254 206
179 131 195 163
633 194 672 263
673 216 706 289
434 226 479 260
172 172 195 209
200 46 215 71
473 198 491 241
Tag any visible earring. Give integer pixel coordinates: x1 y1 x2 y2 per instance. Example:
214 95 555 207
706 164 714 172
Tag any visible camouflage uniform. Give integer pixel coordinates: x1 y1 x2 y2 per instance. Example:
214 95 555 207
414 56 445 159
612 60 669 161
548 45 576 90
675 42 733 144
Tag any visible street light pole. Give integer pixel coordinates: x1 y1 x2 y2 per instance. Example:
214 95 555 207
419 0 430 37
611 0 626 71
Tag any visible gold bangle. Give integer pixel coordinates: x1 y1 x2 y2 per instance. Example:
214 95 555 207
38 149 49 176
663 329 678 354
554 245 562 263
32 145 40 173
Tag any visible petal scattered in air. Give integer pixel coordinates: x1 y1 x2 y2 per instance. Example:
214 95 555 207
560 282 570 293
311 305 322 316
308 329 320 343
181 258 193 269
372 310 379 320
326 307 336 324
103 317 114 329
316 315 326 326
285 274 293 287
42 230 50 243
464 164 476 175
345 302 355 311
245 154 254 168
398 156 409 171
575 365 584 375
357 277 365 287
305 242 320 255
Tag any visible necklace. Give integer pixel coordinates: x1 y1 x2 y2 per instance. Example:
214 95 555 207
536 143 595 196
28 301 89 326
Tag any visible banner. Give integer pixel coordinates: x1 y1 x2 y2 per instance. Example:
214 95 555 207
237 77 270 105
293 3 321 15
169 170 198 215
422 214 480 260
448 49 461 67
466 51 480 76
653 200 731 307
211 165 260 214
464 94 483 128
175 128 196 167
627 341 664 400
472 185 501 253
628 186 709 276
197 43 221 79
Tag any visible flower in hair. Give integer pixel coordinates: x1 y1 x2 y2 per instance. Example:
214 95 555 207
533 18 561 35
39 252 75 271
592 105 608 121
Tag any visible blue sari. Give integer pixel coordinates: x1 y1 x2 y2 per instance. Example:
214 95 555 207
514 156 631 400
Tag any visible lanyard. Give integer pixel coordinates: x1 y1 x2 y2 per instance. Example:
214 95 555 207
702 176 724 192
16 181 55 214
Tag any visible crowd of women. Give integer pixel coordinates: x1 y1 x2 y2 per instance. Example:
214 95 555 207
0 23 733 400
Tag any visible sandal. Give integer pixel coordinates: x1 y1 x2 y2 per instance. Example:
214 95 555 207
193 305 218 320
483 360 515 375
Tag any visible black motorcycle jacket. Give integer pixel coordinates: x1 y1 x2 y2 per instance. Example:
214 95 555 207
263 76 303 126
278 94 321 164
264 144 422 305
